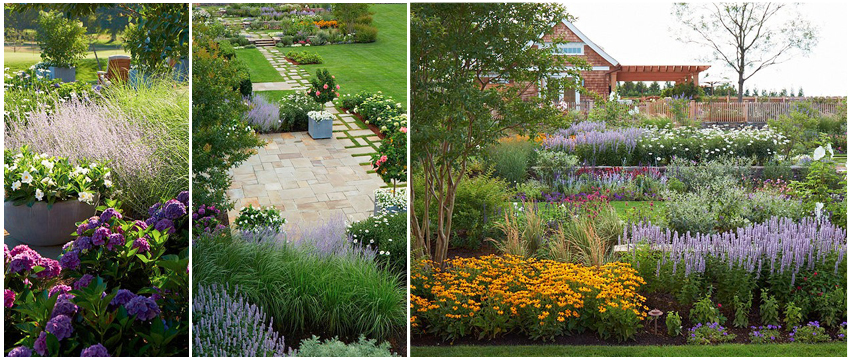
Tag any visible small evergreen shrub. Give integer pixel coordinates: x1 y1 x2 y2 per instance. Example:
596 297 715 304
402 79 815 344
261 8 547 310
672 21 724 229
296 335 396 357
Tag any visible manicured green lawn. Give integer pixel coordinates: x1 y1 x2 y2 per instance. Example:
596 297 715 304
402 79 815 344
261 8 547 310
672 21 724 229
235 47 286 83
255 90 295 104
5 48 129 83
610 200 666 219
296 3 407 104
412 343 847 357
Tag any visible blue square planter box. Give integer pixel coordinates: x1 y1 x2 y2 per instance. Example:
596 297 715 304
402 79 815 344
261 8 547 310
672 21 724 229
308 117 333 139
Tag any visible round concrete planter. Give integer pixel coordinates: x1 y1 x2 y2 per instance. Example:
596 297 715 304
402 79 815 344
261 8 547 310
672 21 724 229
4 199 97 247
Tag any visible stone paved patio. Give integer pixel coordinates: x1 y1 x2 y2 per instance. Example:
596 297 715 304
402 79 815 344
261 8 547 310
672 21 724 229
252 47 311 92
226 118 387 226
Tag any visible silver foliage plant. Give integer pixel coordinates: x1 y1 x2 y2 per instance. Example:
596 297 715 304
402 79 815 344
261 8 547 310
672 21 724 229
193 283 294 357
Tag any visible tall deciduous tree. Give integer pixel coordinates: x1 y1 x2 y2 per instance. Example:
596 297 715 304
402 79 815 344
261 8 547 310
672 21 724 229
672 2 818 102
411 3 588 264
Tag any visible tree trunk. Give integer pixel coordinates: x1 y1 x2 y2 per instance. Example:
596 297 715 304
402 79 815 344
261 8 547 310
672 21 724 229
737 74 745 103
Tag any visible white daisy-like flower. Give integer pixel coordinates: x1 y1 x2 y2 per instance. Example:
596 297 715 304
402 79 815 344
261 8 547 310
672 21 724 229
104 179 113 188
78 191 94 204
11 181 22 191
35 188 44 201
21 171 33 184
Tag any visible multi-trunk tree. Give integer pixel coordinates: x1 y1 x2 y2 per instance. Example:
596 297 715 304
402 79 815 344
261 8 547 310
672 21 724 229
411 3 589 264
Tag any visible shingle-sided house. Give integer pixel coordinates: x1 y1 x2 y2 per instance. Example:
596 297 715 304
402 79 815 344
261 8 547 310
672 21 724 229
492 20 710 104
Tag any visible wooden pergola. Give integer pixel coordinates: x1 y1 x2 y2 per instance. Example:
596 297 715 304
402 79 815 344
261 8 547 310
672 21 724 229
608 65 710 91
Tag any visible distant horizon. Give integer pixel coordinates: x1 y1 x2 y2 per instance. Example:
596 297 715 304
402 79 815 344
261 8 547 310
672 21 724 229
563 2 848 97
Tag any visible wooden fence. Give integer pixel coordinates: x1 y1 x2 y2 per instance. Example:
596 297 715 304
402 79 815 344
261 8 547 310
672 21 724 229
559 100 844 123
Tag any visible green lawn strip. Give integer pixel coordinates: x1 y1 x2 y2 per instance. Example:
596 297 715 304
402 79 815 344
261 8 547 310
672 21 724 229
254 90 295 103
609 200 666 219
235 47 286 83
293 3 407 103
6 49 130 83
411 343 847 357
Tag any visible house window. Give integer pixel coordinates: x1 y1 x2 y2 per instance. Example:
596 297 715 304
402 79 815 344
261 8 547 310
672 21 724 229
548 42 584 55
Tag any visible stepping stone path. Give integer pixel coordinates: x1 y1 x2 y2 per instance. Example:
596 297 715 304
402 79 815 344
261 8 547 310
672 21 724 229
253 47 311 92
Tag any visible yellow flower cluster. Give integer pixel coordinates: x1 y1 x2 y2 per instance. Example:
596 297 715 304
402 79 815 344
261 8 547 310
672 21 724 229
410 255 649 341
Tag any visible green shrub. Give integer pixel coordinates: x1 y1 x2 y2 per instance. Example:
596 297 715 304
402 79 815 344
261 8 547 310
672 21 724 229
280 93 324 131
296 335 396 357
36 11 88 68
791 322 831 343
686 323 735 345
661 82 704 101
280 35 294 46
285 50 323 64
760 290 780 325
192 35 264 210
783 302 803 331
353 23 378 43
666 311 682 336
689 293 724 325
348 211 407 276
732 294 751 328
244 44 257 49
532 149 578 184
217 39 236 60
336 90 374 110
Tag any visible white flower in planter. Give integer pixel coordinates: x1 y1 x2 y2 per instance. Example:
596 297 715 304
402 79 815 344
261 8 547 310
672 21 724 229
21 171 33 184
78 191 94 204
35 189 44 201
11 181 21 191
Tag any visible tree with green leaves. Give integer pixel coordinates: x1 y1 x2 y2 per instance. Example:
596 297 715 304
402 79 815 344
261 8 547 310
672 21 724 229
36 11 88 68
672 3 818 102
333 3 370 35
411 3 589 264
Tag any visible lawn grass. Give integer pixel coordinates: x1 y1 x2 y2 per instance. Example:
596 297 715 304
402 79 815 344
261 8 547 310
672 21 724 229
235 47 286 83
411 342 847 357
255 90 295 104
610 200 666 219
5 48 129 83
296 3 407 104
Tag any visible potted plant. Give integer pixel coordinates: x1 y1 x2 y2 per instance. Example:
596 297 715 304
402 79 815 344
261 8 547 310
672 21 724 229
36 11 88 83
307 68 339 105
374 187 407 215
307 110 334 139
4 146 112 246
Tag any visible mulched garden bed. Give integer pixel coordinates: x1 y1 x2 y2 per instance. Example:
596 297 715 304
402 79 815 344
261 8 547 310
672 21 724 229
413 254 845 347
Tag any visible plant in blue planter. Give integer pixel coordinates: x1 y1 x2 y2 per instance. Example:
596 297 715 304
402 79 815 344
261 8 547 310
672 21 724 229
307 110 334 139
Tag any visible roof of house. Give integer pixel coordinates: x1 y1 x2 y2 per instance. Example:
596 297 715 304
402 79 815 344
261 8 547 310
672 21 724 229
558 20 619 66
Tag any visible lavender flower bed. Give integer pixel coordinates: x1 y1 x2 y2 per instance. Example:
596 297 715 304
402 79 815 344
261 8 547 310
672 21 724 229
622 217 846 280
193 283 293 357
244 95 280 133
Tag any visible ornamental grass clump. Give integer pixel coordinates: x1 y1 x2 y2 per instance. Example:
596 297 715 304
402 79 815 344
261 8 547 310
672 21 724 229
410 255 648 342
192 283 293 357
192 218 404 341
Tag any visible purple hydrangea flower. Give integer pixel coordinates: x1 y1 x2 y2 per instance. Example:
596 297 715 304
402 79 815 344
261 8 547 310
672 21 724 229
177 191 189 206
5 289 15 308
75 236 93 251
9 252 39 273
131 220 148 231
92 227 111 246
154 219 175 234
76 222 88 236
10 244 37 258
51 294 78 318
33 332 47 356
86 216 101 230
73 274 94 290
99 208 122 223
110 289 136 308
7 346 32 357
126 295 161 321
45 315 73 340
62 241 75 252
163 199 187 220
148 202 162 217
4 244 10 263
106 233 125 251
35 257 62 278
48 284 72 299
80 344 109 357
59 250 81 270
132 237 151 254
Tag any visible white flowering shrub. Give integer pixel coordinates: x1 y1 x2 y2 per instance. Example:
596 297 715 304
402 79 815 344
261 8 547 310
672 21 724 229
347 211 406 276
375 187 407 212
234 204 286 233
4 146 111 206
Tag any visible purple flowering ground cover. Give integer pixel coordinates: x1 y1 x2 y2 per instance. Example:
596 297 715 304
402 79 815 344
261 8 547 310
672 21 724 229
4 191 190 357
